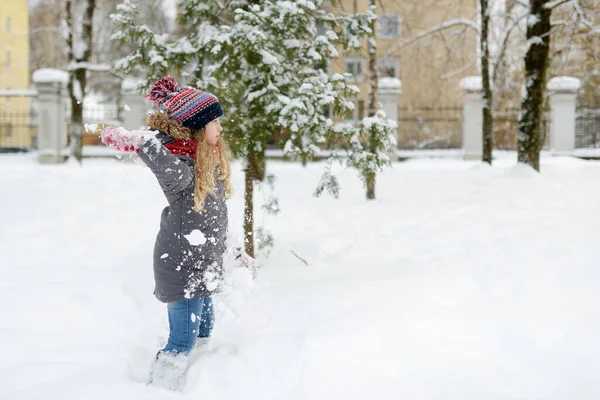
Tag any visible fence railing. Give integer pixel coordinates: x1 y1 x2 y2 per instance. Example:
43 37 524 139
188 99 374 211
397 106 462 149
493 108 551 150
397 106 552 151
1 100 599 152
0 104 122 150
576 107 600 148
0 110 38 150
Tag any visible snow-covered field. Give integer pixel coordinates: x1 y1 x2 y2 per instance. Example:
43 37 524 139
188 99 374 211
1 153 599 400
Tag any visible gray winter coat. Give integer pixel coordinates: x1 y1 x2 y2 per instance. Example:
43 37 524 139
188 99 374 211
137 133 228 303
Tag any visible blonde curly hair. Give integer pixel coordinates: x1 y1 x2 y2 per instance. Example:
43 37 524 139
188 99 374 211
146 113 233 212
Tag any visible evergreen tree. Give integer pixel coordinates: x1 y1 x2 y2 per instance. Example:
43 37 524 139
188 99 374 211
111 0 396 255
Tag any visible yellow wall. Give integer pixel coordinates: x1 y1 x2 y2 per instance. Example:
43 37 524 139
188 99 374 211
0 0 32 147
329 0 478 145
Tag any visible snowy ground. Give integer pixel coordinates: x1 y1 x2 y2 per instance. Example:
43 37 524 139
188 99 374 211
1 153 599 400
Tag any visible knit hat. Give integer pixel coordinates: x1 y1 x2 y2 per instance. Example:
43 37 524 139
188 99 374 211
146 76 223 131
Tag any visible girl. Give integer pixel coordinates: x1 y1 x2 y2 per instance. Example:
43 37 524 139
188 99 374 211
100 76 257 388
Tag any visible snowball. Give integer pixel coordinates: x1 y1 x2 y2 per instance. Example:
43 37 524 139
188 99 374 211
184 230 207 246
84 123 98 132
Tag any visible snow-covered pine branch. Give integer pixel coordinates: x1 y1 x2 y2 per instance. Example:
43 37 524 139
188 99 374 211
111 0 392 252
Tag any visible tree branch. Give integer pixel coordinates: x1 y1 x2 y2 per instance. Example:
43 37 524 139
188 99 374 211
544 0 573 10
492 11 530 84
440 56 478 79
513 0 530 7
573 0 600 34
382 18 480 59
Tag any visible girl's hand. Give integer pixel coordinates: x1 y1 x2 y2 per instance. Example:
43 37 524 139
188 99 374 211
100 126 145 152
235 249 259 280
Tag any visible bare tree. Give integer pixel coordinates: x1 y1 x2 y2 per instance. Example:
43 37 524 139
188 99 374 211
480 0 493 164
65 0 97 163
517 0 582 170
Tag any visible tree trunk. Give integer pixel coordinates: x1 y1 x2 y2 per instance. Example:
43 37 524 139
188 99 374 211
68 70 85 162
243 147 265 258
480 0 493 164
66 0 96 163
366 0 377 200
244 163 255 258
517 0 551 172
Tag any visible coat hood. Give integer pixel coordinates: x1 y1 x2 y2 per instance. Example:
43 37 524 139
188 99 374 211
146 112 193 141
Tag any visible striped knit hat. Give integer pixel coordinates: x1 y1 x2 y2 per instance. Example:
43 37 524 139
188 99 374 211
146 76 223 131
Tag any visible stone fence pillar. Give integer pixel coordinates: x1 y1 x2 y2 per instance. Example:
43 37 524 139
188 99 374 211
378 77 402 144
547 76 580 156
32 68 69 164
459 76 483 160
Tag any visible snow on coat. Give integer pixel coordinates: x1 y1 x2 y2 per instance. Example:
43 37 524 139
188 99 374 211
138 132 228 303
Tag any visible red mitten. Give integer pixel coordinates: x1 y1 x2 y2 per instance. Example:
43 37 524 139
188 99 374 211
100 126 144 152
235 249 259 280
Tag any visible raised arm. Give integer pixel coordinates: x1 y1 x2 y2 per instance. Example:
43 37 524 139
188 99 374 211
100 126 193 194
137 137 193 194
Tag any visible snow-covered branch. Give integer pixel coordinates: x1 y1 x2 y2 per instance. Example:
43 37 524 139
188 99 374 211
544 0 573 10
492 11 530 84
382 19 480 59
68 61 111 72
573 0 600 34
440 57 478 79
512 0 530 8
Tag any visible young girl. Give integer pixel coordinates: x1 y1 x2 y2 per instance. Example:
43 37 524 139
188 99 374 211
100 76 257 388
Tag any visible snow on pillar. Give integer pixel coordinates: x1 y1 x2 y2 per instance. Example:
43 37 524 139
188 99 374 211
121 78 147 131
377 77 401 143
459 76 483 160
547 76 580 156
32 68 69 164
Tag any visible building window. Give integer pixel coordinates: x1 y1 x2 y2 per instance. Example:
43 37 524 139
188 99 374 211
2 122 13 138
315 20 327 37
344 57 364 82
345 99 365 122
378 57 400 78
6 51 11 70
379 15 400 39
6 16 10 34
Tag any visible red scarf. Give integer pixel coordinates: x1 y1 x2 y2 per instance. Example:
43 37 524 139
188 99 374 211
164 140 197 159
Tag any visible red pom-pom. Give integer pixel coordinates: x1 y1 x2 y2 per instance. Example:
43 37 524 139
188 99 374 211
145 76 180 107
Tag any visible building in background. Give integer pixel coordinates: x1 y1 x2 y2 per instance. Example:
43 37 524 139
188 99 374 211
329 0 478 148
0 0 32 149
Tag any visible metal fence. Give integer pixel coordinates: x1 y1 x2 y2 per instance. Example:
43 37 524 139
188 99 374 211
397 106 552 151
0 104 122 150
576 107 600 148
397 106 462 149
493 108 551 150
2 100 597 152
0 109 38 150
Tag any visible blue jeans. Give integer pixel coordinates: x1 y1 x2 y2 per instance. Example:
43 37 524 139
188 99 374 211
162 296 214 354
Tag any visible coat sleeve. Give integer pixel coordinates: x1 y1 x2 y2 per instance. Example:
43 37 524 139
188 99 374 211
137 136 194 195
